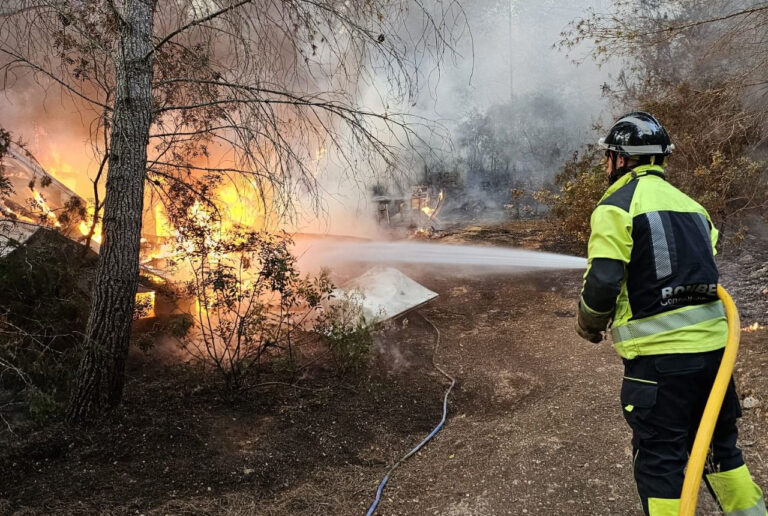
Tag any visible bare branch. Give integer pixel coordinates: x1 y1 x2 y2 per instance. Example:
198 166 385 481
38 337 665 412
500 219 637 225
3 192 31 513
149 161 276 182
636 4 768 37
0 50 112 110
149 0 254 58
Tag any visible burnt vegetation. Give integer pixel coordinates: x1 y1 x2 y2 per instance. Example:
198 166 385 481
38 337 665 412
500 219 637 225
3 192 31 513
0 1 766 514
0 0 467 422
552 0 768 248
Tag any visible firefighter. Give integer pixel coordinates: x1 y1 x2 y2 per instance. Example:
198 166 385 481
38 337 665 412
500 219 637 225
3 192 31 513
575 112 766 516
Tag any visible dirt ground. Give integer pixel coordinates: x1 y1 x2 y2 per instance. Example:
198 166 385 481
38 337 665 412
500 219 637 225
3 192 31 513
1 220 767 515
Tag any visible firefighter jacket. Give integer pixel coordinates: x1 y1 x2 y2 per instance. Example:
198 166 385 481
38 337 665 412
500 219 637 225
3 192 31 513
579 164 728 359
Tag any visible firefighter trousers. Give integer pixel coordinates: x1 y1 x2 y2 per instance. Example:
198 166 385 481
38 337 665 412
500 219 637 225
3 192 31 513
621 349 765 516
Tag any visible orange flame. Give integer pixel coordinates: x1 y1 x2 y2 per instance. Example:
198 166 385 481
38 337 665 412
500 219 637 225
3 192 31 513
31 188 61 227
217 181 269 231
37 144 92 197
742 322 764 332
78 220 103 244
134 290 156 319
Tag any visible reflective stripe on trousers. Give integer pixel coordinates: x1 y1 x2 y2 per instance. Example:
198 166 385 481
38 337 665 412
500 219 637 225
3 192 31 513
612 302 725 343
647 498 679 515
707 465 767 516
644 470 767 516
648 500 768 516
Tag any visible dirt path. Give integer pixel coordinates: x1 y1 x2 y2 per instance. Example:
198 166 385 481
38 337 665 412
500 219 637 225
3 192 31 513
250 266 767 515
2 222 767 515
353 268 754 516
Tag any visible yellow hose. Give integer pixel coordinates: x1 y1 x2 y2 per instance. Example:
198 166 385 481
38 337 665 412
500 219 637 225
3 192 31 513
678 285 741 515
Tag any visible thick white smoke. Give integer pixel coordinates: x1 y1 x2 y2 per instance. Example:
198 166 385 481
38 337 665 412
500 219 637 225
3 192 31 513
296 0 619 238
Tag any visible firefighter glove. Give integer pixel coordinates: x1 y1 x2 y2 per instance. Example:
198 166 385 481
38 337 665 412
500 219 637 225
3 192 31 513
576 302 610 344
575 320 604 343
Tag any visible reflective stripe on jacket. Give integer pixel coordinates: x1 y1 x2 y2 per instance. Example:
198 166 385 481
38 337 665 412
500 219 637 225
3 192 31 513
581 164 727 359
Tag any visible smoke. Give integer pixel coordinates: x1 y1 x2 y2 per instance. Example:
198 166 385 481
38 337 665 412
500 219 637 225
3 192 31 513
0 0 618 238
0 69 101 198
300 0 619 236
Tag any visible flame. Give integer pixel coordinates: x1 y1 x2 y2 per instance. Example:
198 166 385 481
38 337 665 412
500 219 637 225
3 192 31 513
421 206 435 217
31 188 61 227
217 181 268 231
154 203 171 238
743 322 764 332
172 200 229 267
143 272 166 285
78 220 103 244
37 144 93 197
134 290 156 319
23 143 282 294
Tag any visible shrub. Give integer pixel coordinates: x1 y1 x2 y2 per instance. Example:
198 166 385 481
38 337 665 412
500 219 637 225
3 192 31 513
639 84 768 228
547 149 607 247
547 85 768 247
0 228 94 427
171 205 334 391
24 386 60 424
315 291 374 376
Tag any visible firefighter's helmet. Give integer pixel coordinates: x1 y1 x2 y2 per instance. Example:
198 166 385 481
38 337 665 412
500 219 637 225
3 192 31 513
599 112 674 157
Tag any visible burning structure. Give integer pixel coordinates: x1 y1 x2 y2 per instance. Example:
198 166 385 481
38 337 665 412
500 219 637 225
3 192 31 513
373 185 445 232
0 143 86 234
0 143 159 319
0 140 449 335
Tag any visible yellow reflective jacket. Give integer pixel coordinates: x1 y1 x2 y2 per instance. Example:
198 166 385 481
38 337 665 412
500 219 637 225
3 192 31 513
580 164 727 359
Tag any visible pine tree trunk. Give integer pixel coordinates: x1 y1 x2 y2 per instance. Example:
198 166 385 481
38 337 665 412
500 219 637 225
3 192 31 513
67 0 155 423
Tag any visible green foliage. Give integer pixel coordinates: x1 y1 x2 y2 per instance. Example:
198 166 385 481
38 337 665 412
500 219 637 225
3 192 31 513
24 386 61 424
131 331 156 353
0 128 9 156
0 175 10 200
166 313 195 339
315 291 374 376
131 314 194 353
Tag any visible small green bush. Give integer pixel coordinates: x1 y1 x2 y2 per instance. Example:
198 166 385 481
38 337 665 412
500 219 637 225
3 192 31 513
315 291 374 376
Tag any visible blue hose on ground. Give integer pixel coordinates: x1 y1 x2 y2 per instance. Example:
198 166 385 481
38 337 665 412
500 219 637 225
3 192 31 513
365 313 456 516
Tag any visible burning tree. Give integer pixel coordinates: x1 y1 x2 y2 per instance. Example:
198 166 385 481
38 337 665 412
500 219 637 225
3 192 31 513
0 0 465 422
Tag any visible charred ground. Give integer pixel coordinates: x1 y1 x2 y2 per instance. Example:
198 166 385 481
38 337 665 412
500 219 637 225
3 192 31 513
1 219 767 515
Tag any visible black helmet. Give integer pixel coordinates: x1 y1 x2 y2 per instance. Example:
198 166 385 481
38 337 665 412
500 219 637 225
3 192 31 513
599 112 674 156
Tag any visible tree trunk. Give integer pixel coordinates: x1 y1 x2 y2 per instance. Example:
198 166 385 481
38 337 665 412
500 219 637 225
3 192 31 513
67 0 155 423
